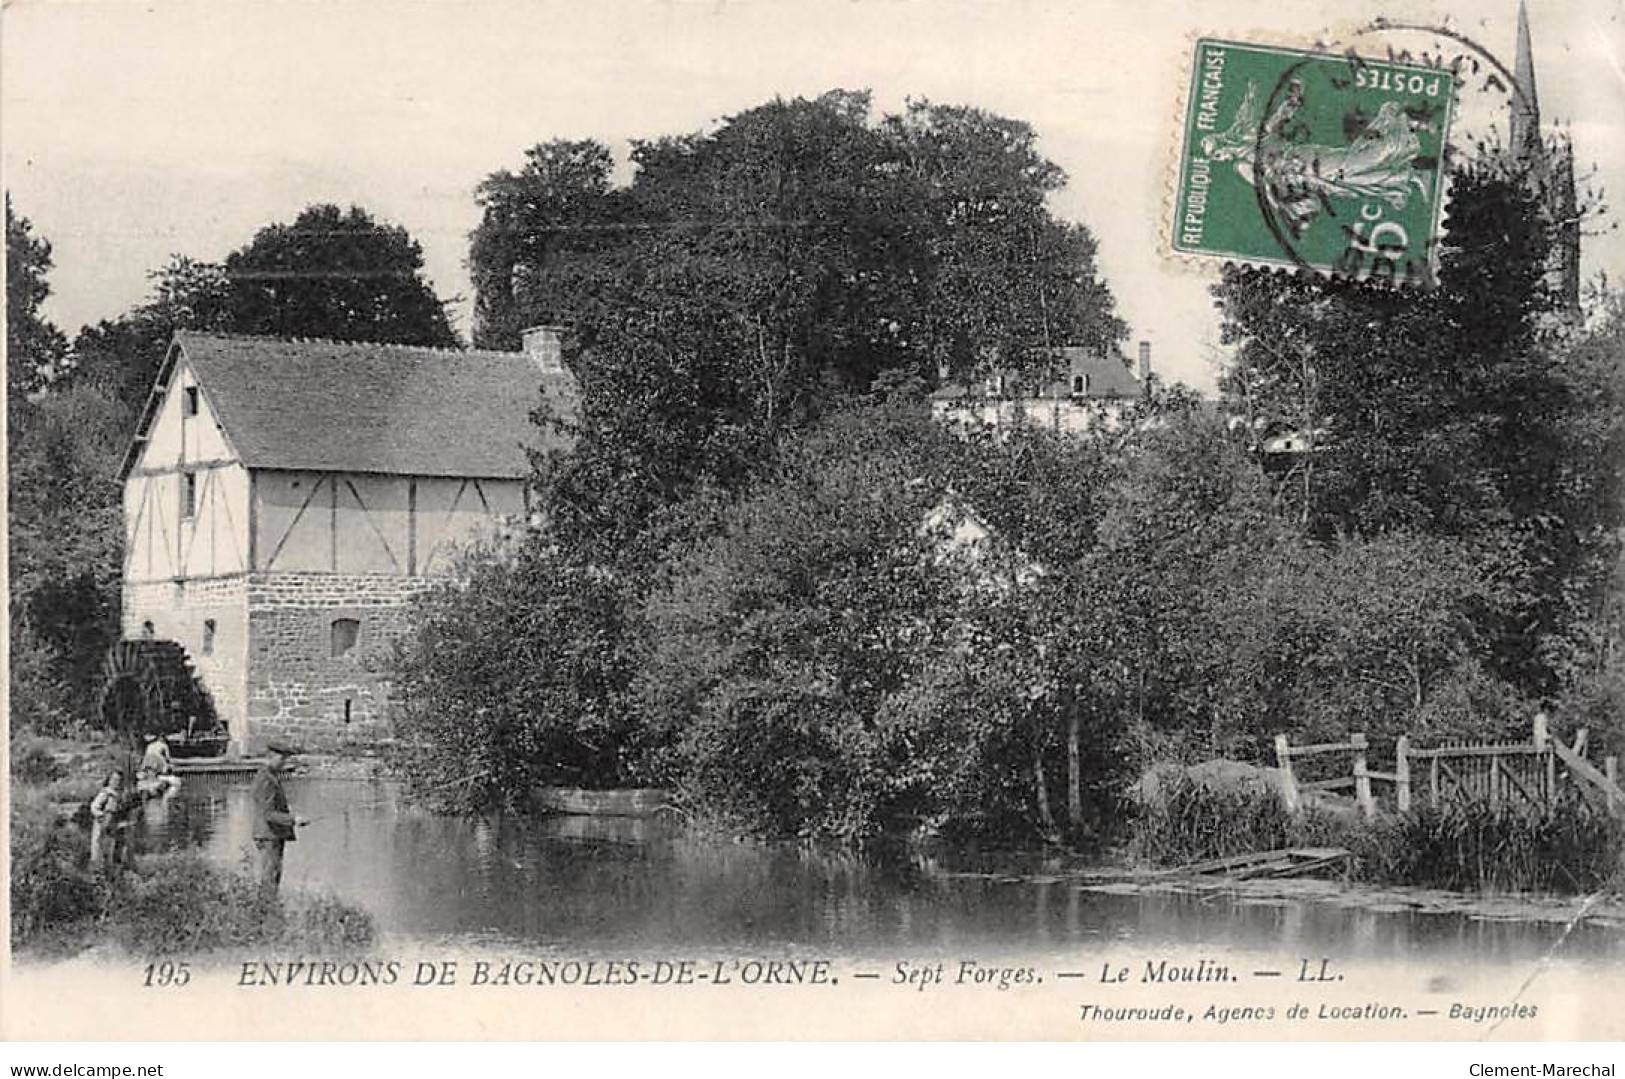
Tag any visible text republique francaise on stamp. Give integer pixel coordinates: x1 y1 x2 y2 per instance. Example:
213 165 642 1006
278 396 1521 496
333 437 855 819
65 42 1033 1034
1173 39 1455 285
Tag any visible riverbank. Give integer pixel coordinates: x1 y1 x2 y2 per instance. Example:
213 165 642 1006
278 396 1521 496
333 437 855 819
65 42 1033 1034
19 733 1624 936
17 731 392 780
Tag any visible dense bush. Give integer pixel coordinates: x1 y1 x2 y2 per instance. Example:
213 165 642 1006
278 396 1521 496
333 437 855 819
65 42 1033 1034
11 734 67 784
11 786 106 951
640 405 967 840
389 540 642 811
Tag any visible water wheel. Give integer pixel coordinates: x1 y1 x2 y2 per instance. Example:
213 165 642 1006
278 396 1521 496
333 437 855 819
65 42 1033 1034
100 639 221 754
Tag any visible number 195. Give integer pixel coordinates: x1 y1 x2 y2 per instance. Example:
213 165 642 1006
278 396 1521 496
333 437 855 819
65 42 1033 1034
142 961 191 987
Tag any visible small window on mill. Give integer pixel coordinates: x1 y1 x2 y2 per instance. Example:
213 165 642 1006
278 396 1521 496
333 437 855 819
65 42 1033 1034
181 471 197 519
330 618 361 658
202 619 216 655
183 386 200 417
1071 374 1088 396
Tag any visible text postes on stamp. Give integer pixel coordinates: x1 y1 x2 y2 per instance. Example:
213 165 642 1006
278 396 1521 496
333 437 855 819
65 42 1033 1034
1173 39 1455 285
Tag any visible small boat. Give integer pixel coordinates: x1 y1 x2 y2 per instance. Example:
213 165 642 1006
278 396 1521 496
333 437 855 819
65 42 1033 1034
533 787 675 818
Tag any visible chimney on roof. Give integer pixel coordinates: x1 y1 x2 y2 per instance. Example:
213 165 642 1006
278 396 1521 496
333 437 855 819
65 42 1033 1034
521 325 566 375
1137 340 1152 385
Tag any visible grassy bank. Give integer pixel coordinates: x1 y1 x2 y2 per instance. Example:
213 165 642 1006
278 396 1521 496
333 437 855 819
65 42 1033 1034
1133 774 1624 896
11 738 375 958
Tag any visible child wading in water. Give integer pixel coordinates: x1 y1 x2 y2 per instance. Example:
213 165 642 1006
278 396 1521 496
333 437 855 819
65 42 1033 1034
88 770 132 874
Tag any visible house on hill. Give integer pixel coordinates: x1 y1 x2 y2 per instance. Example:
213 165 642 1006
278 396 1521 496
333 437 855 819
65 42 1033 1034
118 327 576 753
930 342 1152 435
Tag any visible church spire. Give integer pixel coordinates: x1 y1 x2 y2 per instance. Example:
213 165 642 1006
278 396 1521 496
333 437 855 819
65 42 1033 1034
1511 0 1543 159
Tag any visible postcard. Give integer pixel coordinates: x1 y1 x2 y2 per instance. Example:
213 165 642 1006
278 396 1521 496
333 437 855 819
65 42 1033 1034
5 0 1624 1043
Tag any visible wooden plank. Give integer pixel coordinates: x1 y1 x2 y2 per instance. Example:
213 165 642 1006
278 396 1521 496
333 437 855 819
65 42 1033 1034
407 478 417 576
1262 854 1350 880
247 471 258 572
1495 756 1538 806
1285 740 1357 756
1364 770 1400 783
330 470 339 571
1353 732 1375 819
1300 777 1355 791
122 478 150 576
1396 735 1412 813
1408 743 1542 760
1437 758 1466 798
151 478 175 578
130 456 239 477
1185 847 1352 880
1552 736 1625 817
207 465 217 571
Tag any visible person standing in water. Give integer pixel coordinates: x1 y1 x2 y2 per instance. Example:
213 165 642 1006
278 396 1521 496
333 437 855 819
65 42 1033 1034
137 732 182 797
88 770 132 874
250 741 307 900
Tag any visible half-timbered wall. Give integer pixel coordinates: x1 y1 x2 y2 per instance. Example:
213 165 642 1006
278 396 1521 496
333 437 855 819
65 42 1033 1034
124 361 251 583
253 470 524 576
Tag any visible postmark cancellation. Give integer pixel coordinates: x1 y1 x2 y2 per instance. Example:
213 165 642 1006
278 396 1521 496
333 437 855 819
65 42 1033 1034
1172 38 1456 285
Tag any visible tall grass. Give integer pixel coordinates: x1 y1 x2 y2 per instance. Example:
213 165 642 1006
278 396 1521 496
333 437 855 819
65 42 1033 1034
1131 775 1360 865
106 853 375 956
10 786 106 951
1132 776 1623 895
11 783 375 956
1371 800 1624 894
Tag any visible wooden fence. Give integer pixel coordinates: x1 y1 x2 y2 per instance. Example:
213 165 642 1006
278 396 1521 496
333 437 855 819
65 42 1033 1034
1274 715 1622 820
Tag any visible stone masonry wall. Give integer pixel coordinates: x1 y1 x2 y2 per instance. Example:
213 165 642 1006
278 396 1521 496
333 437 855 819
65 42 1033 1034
244 572 435 752
122 577 249 748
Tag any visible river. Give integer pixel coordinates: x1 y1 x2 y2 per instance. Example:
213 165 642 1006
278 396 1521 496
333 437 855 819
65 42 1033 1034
132 774 1625 964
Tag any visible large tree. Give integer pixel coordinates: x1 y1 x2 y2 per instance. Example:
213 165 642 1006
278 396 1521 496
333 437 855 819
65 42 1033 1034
223 203 456 347
473 92 1125 570
6 195 69 399
72 205 457 408
1213 156 1624 697
6 199 129 729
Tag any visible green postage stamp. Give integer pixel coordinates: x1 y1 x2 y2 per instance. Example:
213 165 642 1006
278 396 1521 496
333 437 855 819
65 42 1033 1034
1172 38 1456 284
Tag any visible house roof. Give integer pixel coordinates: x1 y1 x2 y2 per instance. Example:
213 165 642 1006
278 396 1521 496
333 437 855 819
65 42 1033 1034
122 332 577 479
929 346 1143 402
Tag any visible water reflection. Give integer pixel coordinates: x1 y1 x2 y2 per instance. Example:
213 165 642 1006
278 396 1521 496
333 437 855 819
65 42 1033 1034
135 776 1625 962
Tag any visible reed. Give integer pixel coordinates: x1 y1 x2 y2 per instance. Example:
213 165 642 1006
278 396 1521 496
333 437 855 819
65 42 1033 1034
1370 800 1624 894
1130 775 1357 865
1129 775 1621 896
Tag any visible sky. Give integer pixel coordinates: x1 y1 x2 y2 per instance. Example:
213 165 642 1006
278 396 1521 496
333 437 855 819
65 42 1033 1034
4 0 1623 393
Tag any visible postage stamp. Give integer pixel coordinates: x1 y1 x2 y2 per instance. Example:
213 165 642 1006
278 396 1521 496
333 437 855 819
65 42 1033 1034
1172 38 1456 285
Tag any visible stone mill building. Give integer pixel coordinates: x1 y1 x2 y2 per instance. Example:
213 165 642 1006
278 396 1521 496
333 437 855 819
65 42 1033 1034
118 327 576 754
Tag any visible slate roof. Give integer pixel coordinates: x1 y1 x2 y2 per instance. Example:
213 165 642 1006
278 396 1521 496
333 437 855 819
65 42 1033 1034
123 332 576 479
929 346 1143 401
